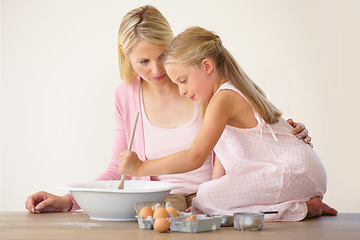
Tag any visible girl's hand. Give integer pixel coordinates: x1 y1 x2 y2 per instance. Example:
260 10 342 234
25 191 72 213
287 118 313 148
119 150 143 176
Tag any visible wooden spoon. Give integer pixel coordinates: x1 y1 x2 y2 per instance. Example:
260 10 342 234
118 112 139 189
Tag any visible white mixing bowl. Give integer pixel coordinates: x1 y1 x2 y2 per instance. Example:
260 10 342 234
58 180 182 221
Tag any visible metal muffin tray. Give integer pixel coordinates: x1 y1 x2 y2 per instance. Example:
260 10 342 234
170 214 222 233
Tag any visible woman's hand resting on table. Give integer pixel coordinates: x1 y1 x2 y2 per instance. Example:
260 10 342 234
25 191 72 213
287 118 313 147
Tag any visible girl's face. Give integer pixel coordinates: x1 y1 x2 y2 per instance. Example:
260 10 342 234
166 61 215 104
127 40 169 85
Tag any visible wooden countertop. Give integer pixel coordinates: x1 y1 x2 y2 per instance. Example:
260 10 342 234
1 211 359 240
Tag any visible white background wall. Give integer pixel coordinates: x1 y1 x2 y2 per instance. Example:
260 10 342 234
1 0 359 213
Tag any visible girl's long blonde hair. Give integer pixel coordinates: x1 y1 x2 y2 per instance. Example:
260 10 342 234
118 5 173 84
164 26 282 124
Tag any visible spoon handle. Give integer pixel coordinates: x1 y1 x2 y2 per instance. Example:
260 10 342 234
118 112 139 189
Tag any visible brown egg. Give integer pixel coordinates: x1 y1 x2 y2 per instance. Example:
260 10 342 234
153 207 169 218
154 218 171 233
185 215 197 221
138 206 154 219
166 206 178 217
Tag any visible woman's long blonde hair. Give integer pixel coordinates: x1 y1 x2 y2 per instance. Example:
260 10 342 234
164 26 282 124
118 5 173 84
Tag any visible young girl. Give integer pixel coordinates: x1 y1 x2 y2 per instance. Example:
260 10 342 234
119 26 337 221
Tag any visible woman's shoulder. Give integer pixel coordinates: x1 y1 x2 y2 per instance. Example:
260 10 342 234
115 76 141 97
115 81 129 97
114 77 141 111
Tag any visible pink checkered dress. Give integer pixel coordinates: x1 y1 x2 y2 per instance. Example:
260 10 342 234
192 82 327 222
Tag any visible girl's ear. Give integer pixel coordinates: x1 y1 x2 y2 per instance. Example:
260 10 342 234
202 58 214 75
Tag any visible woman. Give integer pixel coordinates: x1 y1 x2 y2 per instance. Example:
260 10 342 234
25 5 311 213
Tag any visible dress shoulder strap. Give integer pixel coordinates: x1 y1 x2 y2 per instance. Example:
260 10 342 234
213 81 251 106
214 82 278 142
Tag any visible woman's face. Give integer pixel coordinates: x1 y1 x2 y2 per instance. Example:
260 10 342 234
127 40 169 85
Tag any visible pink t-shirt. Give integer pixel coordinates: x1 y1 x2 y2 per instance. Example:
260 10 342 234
140 87 212 194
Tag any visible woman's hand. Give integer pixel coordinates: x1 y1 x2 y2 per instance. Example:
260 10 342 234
119 150 143 176
25 191 72 213
287 118 313 147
